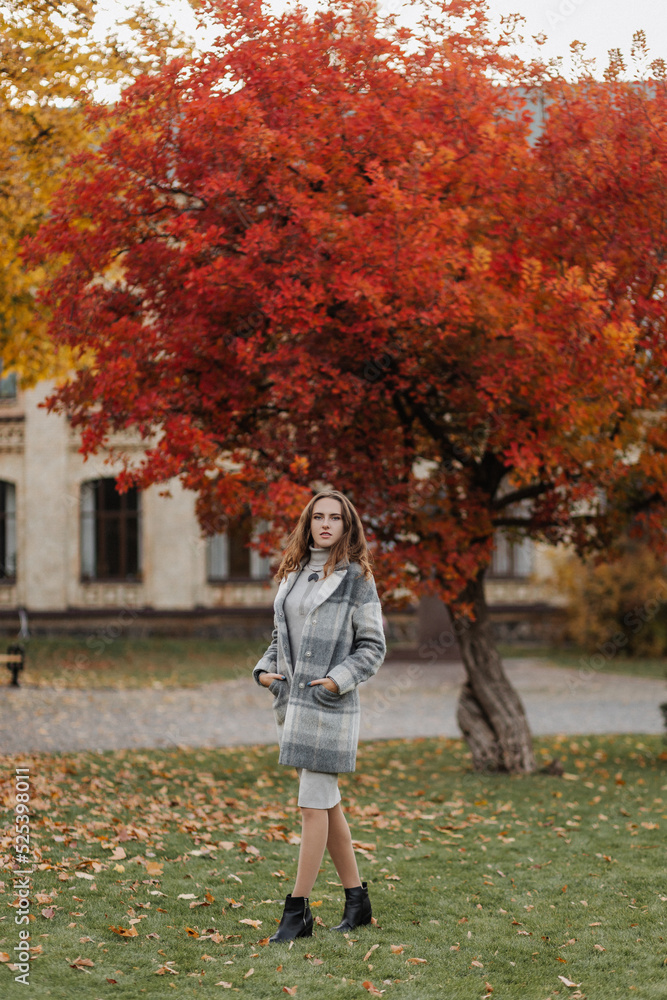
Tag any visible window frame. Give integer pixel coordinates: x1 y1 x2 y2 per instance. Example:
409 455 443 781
0 480 17 583
206 514 272 583
80 478 142 583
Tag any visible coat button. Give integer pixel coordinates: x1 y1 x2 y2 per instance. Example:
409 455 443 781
305 651 312 657
299 682 305 689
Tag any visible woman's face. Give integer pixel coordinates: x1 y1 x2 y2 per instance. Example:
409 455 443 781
310 498 344 548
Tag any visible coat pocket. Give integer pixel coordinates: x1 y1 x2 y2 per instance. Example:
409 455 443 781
269 678 289 726
310 682 343 710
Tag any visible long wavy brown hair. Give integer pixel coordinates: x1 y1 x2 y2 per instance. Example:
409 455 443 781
274 490 374 582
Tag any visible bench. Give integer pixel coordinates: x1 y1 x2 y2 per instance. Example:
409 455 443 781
0 645 25 686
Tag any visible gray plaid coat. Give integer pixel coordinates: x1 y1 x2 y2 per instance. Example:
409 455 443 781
252 558 386 773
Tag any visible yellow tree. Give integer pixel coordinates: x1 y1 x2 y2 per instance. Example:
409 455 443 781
0 0 193 382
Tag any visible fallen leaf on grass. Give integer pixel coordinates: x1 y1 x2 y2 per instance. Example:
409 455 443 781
109 925 138 938
42 907 55 919
364 944 380 961
244 968 254 978
178 893 197 899
214 982 232 988
558 975 582 987
0 953 11 962
407 957 427 964
185 927 200 937
283 988 297 996
145 861 164 876
155 965 178 975
239 919 262 928
362 982 385 996
471 960 484 968
390 945 404 954
594 944 605 952
70 956 94 972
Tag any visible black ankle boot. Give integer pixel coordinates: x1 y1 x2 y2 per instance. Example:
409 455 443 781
331 881 372 932
269 894 313 942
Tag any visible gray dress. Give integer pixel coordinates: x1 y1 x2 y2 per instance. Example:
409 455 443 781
283 545 341 809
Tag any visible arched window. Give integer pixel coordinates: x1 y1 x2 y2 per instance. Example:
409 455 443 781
0 481 16 580
207 512 271 582
81 479 141 582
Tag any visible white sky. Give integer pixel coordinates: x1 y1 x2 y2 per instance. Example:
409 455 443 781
93 0 667 82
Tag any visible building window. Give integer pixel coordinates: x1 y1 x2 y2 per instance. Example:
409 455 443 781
0 481 16 581
0 364 17 401
81 479 141 582
207 514 271 581
489 530 533 579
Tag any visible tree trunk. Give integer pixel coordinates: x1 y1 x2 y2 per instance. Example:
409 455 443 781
447 569 536 774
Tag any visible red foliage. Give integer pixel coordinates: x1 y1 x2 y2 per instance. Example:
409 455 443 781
29 0 667 609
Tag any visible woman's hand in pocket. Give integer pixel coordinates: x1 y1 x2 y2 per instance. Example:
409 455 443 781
308 677 339 693
259 672 286 688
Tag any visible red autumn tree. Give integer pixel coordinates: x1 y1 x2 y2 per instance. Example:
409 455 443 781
30 0 667 773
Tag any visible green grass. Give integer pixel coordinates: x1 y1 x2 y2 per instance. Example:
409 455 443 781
6 637 270 689
1 734 666 999
11 636 667 690
498 645 667 682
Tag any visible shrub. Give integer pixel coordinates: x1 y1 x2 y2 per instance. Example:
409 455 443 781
554 538 667 656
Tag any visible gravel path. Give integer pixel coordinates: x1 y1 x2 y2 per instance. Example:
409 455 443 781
1 658 665 755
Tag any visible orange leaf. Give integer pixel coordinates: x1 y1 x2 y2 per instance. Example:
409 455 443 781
362 982 385 996
70 955 95 971
109 925 138 938
283 988 298 996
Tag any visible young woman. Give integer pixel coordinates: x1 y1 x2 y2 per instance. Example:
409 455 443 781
252 489 386 942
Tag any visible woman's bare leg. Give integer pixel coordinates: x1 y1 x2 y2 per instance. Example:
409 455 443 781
326 802 362 889
292 807 329 898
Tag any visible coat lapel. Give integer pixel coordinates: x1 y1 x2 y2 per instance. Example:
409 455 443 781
274 560 350 669
307 567 347 612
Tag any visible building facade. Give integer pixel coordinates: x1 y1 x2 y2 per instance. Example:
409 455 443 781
0 378 568 640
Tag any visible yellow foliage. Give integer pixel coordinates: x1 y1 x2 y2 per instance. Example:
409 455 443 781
0 0 194 384
554 537 667 656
